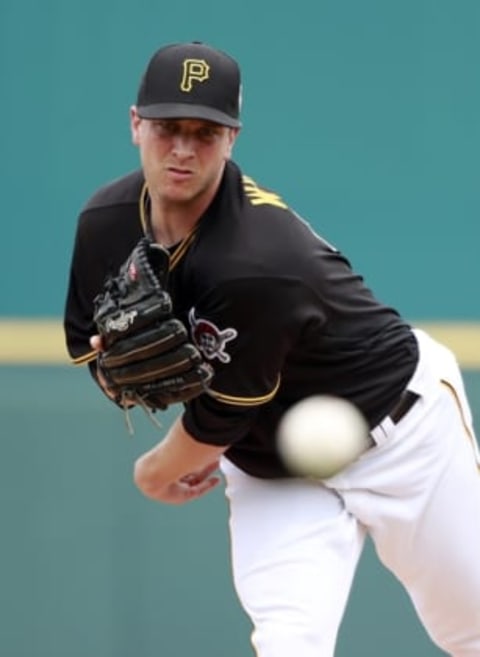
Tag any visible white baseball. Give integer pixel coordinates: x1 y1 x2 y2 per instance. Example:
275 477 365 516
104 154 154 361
277 395 370 479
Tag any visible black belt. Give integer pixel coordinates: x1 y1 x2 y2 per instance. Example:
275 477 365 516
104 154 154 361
368 390 420 448
388 390 419 424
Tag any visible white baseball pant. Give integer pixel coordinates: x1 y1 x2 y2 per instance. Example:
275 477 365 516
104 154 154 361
221 329 480 657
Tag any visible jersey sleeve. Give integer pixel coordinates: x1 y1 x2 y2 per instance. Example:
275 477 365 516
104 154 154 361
182 275 324 446
64 202 144 365
63 215 99 364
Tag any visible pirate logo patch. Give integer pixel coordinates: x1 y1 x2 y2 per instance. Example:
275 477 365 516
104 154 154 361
188 308 238 364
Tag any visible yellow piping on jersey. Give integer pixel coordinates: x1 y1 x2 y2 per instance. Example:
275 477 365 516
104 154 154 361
72 350 97 365
139 182 150 234
139 182 198 271
208 375 281 407
170 231 197 268
441 379 480 471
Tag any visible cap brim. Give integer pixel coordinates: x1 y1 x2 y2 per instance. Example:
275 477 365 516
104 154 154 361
137 103 241 128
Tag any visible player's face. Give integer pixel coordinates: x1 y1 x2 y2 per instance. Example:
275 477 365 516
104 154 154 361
130 110 238 206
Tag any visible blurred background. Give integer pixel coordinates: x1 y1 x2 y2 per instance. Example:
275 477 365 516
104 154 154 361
1 0 479 655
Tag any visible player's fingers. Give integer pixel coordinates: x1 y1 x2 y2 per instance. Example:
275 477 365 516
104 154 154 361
90 334 104 352
180 477 220 494
143 476 221 505
202 460 221 475
182 475 221 498
180 461 220 486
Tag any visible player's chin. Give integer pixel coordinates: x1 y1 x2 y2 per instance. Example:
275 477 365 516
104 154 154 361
162 186 199 205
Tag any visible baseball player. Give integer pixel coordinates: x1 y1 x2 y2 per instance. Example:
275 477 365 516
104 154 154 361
64 41 480 656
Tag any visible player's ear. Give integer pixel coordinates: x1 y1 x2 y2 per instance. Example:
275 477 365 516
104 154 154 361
130 106 142 146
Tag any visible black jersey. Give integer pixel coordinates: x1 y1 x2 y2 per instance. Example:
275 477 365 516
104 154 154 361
64 160 418 478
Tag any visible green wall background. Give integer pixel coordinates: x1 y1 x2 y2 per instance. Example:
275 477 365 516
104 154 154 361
1 0 479 319
6 366 480 657
1 1 479 656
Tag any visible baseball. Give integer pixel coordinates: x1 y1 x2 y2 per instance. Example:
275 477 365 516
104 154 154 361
277 395 370 479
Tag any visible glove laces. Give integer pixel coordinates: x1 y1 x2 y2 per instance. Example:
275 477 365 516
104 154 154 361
119 391 163 435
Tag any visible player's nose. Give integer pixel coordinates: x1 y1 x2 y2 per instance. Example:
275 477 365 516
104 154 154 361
171 134 195 157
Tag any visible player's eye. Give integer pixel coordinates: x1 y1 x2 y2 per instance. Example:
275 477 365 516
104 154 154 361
151 121 178 136
195 126 222 143
197 127 215 139
149 120 223 144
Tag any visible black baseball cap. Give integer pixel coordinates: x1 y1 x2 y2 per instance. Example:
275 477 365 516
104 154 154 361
136 42 242 128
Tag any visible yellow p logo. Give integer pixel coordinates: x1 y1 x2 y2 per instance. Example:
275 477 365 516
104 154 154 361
180 59 210 92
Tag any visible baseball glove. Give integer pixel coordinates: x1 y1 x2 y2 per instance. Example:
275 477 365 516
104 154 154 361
92 237 213 411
